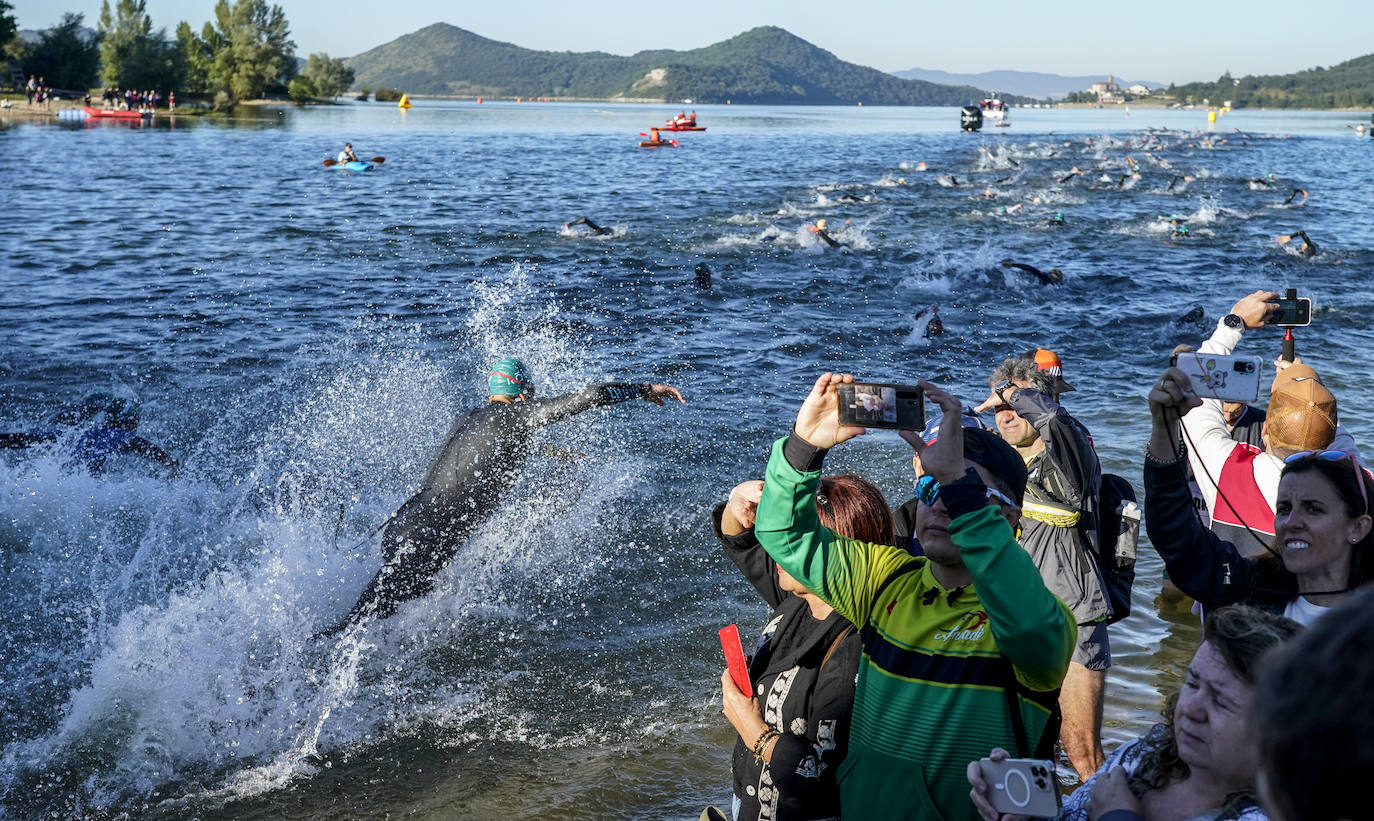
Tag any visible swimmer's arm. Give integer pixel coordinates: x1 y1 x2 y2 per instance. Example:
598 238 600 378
123 436 179 473
522 382 678 427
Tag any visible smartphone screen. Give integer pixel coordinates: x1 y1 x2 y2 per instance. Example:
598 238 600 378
720 625 751 695
836 383 925 430
1270 296 1312 327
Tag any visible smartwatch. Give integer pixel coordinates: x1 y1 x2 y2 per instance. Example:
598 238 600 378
1222 313 1244 330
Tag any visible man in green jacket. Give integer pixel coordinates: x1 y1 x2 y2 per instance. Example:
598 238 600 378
754 373 1075 820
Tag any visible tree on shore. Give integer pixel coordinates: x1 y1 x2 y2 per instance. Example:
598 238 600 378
174 20 217 94
98 0 183 91
301 52 353 99
206 0 296 101
0 1 19 62
23 12 101 90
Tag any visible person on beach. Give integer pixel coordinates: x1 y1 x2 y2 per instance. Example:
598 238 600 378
338 143 360 164
972 354 1111 783
320 357 684 635
1175 291 1358 556
712 475 881 821
1145 363 1373 626
969 604 1300 821
751 373 1073 820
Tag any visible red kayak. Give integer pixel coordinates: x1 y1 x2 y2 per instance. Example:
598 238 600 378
659 125 706 132
84 107 151 120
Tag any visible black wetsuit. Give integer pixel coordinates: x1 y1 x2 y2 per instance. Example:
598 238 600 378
330 382 653 631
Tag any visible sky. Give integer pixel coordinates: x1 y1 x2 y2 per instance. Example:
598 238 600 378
13 0 1373 85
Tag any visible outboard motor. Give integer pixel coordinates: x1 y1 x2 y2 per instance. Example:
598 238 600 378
961 105 983 132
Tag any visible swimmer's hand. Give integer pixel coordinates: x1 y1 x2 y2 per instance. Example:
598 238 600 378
642 384 685 406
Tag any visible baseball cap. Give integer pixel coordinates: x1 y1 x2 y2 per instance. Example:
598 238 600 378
1266 364 1337 453
963 428 1029 505
920 409 988 445
1023 348 1076 393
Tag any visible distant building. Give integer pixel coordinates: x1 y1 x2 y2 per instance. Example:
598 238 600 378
1087 75 1125 104
1127 83 1151 96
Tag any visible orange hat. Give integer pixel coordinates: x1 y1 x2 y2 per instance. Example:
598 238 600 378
1028 348 1075 393
1267 364 1338 453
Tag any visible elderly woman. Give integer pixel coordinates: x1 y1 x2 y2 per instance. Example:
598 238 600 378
1144 366 1373 625
712 474 892 821
969 604 1300 821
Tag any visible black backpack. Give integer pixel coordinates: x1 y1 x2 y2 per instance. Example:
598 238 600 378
1095 473 1140 624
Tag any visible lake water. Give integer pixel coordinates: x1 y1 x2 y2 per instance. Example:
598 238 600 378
2 100 1372 820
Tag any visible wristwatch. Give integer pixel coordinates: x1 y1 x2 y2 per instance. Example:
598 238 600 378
994 380 1016 402
1222 313 1245 330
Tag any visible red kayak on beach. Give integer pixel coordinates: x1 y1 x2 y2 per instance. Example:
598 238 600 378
84 107 151 120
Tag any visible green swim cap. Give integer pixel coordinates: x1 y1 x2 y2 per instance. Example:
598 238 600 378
488 357 531 396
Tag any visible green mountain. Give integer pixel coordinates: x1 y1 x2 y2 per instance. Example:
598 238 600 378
1167 54 1374 109
345 24 1022 105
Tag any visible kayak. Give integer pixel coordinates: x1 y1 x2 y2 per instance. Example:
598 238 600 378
639 140 676 148
659 125 705 131
333 161 374 171
84 107 150 120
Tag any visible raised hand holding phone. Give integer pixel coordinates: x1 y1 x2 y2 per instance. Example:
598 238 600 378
793 372 866 450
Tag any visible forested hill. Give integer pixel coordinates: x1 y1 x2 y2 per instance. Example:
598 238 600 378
345 24 1024 105
1168 54 1374 109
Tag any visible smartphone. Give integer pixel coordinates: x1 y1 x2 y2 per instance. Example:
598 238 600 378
1269 296 1312 327
1172 352 1264 403
979 757 1061 817
719 625 751 695
836 383 925 430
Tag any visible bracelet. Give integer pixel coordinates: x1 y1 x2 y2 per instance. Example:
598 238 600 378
751 726 780 761
1144 437 1186 466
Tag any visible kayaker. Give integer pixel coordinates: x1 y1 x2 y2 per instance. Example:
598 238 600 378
649 128 662 143
338 143 360 164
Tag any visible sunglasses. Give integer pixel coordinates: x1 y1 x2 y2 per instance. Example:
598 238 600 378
915 474 1019 510
1283 450 1370 515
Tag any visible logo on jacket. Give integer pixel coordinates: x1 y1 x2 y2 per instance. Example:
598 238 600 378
933 610 988 643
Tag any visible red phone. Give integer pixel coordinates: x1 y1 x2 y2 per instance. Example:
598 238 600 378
720 624 751 695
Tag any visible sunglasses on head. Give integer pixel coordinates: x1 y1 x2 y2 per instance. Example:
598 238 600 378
915 474 1019 510
1283 450 1370 515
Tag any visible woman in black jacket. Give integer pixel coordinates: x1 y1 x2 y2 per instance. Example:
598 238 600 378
712 474 891 821
1144 367 1374 626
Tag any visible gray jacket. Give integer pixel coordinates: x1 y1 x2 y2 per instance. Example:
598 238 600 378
1008 388 1109 624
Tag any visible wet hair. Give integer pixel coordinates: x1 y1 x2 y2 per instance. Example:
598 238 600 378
1272 455 1374 590
1255 585 1374 821
817 474 894 546
987 356 1055 397
1129 605 1301 816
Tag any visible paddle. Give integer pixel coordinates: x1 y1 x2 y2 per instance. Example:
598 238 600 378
323 156 385 167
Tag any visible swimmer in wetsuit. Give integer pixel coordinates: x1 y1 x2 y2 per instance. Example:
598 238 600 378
0 392 178 474
999 260 1063 285
811 218 840 248
1276 230 1319 258
565 216 612 236
322 357 684 634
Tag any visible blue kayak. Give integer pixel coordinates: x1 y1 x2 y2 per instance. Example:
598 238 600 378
333 160 373 171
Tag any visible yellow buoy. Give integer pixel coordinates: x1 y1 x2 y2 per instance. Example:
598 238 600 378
398 93 412 109
1207 110 1217 123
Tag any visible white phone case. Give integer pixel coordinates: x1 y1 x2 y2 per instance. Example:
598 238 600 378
1174 353 1264 403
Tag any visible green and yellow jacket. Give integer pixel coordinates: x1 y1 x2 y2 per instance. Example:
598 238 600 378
754 437 1074 821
